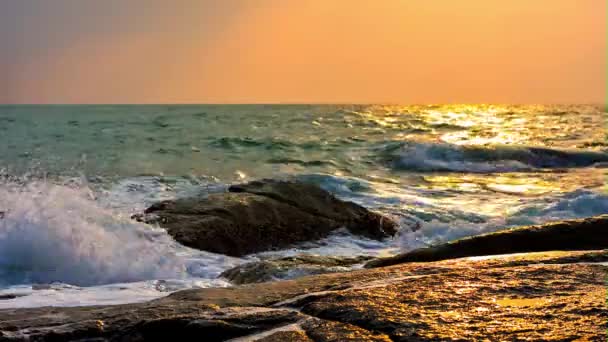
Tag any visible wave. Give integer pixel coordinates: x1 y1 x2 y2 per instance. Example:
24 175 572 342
208 137 296 151
379 141 608 172
398 189 608 251
207 136 357 153
267 158 340 167
0 182 238 287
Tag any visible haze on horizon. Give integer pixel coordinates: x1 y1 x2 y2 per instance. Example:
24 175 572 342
1 0 605 104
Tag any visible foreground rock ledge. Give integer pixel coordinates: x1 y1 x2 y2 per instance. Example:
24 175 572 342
134 179 397 257
367 214 608 268
1 250 606 341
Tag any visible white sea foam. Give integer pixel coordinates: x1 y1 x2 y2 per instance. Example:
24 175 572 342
0 181 243 287
397 189 608 251
257 228 399 260
96 175 227 213
0 182 193 287
0 180 244 307
0 278 231 309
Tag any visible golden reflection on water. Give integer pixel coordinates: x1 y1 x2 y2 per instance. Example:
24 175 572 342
348 104 607 199
423 170 605 195
352 104 605 149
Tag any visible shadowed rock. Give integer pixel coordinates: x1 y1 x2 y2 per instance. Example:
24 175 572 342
366 215 608 268
0 250 606 341
135 179 397 256
220 255 373 284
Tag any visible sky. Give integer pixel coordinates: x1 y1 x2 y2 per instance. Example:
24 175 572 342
1 0 605 104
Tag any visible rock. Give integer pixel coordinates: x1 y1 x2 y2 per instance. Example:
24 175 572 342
366 215 608 268
298 255 607 341
0 294 24 300
135 179 397 256
31 284 52 290
229 317 392 342
0 250 606 341
220 255 373 284
115 308 305 342
300 319 392 342
0 306 305 342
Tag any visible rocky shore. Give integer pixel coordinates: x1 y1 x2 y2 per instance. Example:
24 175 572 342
1 180 607 341
1 249 606 341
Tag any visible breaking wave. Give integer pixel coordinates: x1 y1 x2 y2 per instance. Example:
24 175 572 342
0 181 238 287
380 142 608 172
398 189 608 251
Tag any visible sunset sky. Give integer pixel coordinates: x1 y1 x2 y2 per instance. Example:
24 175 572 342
1 0 605 104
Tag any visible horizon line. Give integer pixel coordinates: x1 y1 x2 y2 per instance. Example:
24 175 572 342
0 102 604 107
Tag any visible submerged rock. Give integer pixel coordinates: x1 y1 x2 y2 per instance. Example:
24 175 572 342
220 255 373 284
366 215 608 268
1 250 606 341
135 179 397 256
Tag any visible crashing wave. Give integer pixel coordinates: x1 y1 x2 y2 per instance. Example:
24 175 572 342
0 181 240 287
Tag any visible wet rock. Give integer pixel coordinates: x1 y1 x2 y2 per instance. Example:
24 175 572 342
116 308 304 342
135 179 397 256
254 329 312 342
299 261 606 341
366 215 608 268
301 318 392 341
220 255 373 284
0 306 305 342
226 180 397 239
1 250 605 341
241 318 393 342
31 284 52 290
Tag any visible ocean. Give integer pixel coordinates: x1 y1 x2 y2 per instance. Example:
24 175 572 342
0 104 606 308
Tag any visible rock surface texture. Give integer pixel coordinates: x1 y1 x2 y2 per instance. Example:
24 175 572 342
220 255 373 285
134 180 397 257
1 250 606 341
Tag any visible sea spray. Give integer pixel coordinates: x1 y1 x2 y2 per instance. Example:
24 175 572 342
0 182 188 286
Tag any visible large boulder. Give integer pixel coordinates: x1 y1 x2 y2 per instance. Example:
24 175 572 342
134 179 397 256
366 214 608 268
1 250 606 341
220 255 373 285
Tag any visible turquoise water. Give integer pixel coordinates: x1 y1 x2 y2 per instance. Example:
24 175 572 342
0 104 606 307
1 104 605 178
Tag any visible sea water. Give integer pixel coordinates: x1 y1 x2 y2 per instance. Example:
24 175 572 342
0 104 606 307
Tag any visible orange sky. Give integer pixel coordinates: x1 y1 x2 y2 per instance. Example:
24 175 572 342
1 0 605 104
